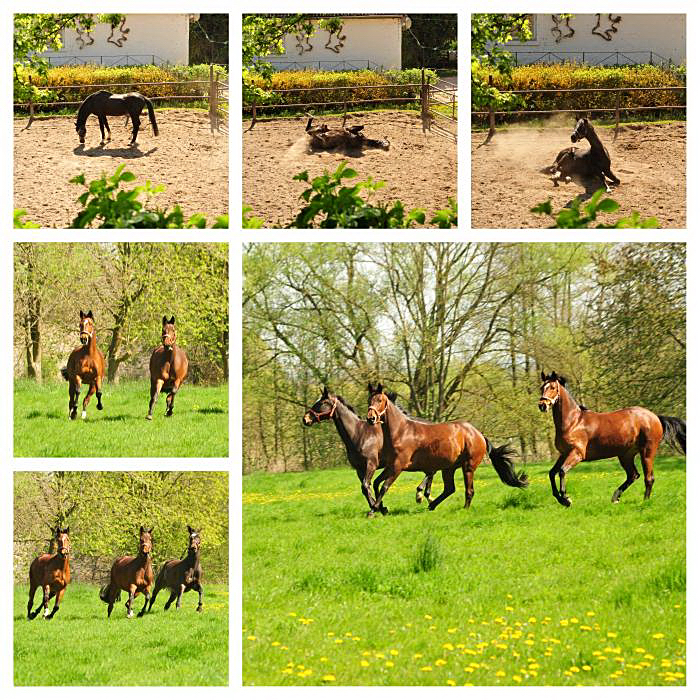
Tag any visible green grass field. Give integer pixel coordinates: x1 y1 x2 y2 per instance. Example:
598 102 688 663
14 583 228 685
14 380 228 457
243 457 685 686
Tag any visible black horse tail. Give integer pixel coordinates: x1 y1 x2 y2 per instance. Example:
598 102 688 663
60 367 69 381
485 437 529 488
657 415 686 454
99 582 120 604
145 97 159 136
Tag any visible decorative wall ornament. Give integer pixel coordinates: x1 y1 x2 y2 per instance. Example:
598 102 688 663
324 25 347 53
107 18 130 47
551 15 575 43
295 32 313 55
75 22 95 50
592 14 622 41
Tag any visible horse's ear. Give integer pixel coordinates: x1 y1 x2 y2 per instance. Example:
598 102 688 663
377 382 383 393
367 382 374 394
80 310 85 319
54 525 61 537
162 316 168 326
140 525 145 534
540 370 546 382
87 310 93 319
558 375 567 387
169 316 175 325
187 524 193 533
386 390 397 402
322 386 329 398
63 527 70 534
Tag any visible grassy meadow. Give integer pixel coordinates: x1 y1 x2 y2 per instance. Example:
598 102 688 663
14 583 228 685
14 380 228 457
243 456 685 686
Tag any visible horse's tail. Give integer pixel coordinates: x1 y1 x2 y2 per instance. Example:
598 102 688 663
484 437 529 488
145 97 159 136
657 415 686 455
99 582 120 604
60 367 69 381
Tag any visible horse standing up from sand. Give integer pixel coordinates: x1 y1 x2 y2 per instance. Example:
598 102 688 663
146 316 189 420
547 118 620 192
538 371 686 507
61 310 106 420
27 527 71 620
75 90 159 146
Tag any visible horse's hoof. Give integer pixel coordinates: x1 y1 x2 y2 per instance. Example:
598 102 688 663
145 415 153 421
97 404 103 411
380 506 389 516
416 492 423 504
81 411 87 420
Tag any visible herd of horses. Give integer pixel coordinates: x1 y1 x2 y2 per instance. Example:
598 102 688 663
303 372 686 516
60 311 189 420
27 525 203 621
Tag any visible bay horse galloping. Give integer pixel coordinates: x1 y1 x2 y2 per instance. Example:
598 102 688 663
60 310 106 420
367 383 528 513
302 387 433 516
539 371 686 507
27 527 71 620
99 527 154 618
148 525 203 614
146 316 189 420
75 90 159 146
547 118 620 192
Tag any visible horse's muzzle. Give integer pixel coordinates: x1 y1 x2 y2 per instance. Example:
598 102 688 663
302 413 314 426
80 335 88 345
538 400 549 413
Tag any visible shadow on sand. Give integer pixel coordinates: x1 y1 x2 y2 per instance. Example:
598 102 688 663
73 144 157 159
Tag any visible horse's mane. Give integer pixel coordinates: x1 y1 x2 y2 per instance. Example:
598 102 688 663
384 388 435 423
334 394 358 416
550 374 588 411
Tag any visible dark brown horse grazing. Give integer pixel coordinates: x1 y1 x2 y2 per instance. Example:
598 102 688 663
302 387 433 516
27 527 71 620
538 371 686 507
148 525 203 614
99 527 154 618
367 383 528 513
146 316 189 420
60 310 106 420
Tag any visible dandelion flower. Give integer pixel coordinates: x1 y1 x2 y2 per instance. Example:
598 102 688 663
446 679 456 686
322 674 336 682
652 633 665 639
360 660 369 668
513 675 522 683
420 666 433 672
607 631 618 638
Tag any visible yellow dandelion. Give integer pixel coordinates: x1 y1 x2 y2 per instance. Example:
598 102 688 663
559 619 569 626
424 614 433 620
446 679 456 686
579 625 592 632
334 639 343 645
247 635 257 641
586 611 595 617
513 675 522 683
570 617 579 624
360 660 369 668
413 653 423 659
607 631 618 638
505 605 514 612
570 666 580 673
352 636 361 641
652 633 665 639
390 649 399 656
678 638 686 645
524 640 535 646
495 670 506 677
420 666 433 672
675 659 686 666
385 661 394 668
435 659 447 667
281 668 293 675
464 666 475 673
374 652 386 659
443 643 455 651
288 612 297 617
320 657 328 662
582 665 591 671
644 653 655 660
322 674 336 682
361 650 371 656
448 627 458 633
271 641 280 647
495 643 507 650
634 647 645 653
327 631 335 636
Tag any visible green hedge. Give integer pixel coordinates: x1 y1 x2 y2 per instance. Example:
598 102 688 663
472 63 685 113
245 68 437 108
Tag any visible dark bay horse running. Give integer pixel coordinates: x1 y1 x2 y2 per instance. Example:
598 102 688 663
61 310 106 420
27 527 71 620
99 527 154 618
148 525 203 614
367 383 528 513
146 316 189 420
302 387 433 515
539 371 686 506
75 90 159 146
547 118 620 193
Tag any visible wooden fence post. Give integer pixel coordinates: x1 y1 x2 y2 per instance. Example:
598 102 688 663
614 88 621 140
27 75 35 128
209 64 217 133
484 74 496 145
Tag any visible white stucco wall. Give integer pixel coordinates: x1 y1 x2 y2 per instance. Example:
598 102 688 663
266 16 406 70
502 14 685 66
42 14 193 66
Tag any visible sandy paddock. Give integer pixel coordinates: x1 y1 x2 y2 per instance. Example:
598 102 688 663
14 109 228 228
471 121 686 229
243 111 457 227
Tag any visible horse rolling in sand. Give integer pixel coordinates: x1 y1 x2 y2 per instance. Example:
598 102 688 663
146 316 189 420
148 525 203 613
61 310 106 420
305 115 390 152
538 371 686 507
547 118 620 193
27 527 71 620
99 526 154 618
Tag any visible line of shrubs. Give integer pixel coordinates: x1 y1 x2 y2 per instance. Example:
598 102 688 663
472 63 685 114
245 68 438 108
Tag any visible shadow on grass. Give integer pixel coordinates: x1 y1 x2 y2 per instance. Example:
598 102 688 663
194 407 226 415
25 410 64 420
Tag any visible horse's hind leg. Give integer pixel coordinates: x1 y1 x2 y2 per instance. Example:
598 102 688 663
103 116 111 142
27 584 38 619
612 452 640 503
604 167 620 185
371 467 390 515
164 590 178 611
165 381 182 417
640 442 658 500
95 375 104 411
193 581 203 612
69 379 81 420
146 378 164 420
82 383 97 419
46 588 65 619
130 114 141 145
137 588 150 617
428 468 456 511
98 115 106 144
416 473 432 504
462 464 475 509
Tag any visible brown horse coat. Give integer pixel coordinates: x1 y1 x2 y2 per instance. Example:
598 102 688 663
146 316 189 420
27 527 71 620
539 371 685 506
99 527 154 618
61 310 106 420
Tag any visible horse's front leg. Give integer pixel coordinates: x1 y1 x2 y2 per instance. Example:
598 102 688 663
46 587 65 619
130 115 141 145
416 473 433 504
126 585 136 618
175 583 186 609
95 375 104 411
42 585 52 618
146 378 164 420
193 581 203 612
98 115 106 145
69 379 81 420
165 380 182 417
137 587 150 617
103 116 111 142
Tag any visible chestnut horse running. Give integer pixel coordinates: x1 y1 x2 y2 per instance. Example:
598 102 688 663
367 383 528 513
146 316 189 420
99 527 154 618
302 387 434 516
148 525 203 613
60 310 106 420
538 371 686 506
27 527 71 620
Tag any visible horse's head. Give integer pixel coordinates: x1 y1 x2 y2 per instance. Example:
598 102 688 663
539 371 566 412
139 526 153 555
302 386 338 426
187 525 201 553
79 310 95 345
75 121 86 144
367 382 389 425
162 316 176 347
571 118 590 143
54 526 71 558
